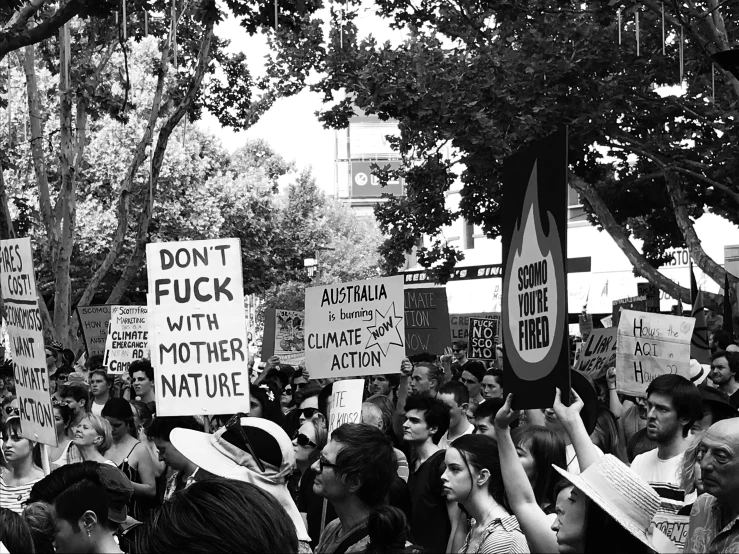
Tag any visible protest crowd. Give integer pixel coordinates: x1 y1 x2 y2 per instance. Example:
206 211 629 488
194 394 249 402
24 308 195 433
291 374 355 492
2 310 739 553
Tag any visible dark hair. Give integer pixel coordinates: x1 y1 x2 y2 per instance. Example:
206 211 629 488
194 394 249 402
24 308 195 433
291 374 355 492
452 341 468 350
646 374 703 437
29 462 115 532
128 359 154 381
146 416 203 442
386 475 413 527
511 425 566 507
365 506 408 554
472 397 505 422
0 507 36 554
23 501 56 554
712 350 739 377
294 382 322 406
318 382 334 419
61 384 89 405
590 407 628 463
331 423 397 508
450 434 506 507
461 361 486 383
101 397 134 422
712 331 734 352
61 349 76 366
250 382 285 427
85 355 105 371
262 367 289 390
2 418 41 467
403 396 450 444
484 369 504 387
144 478 298 554
438 380 470 407
89 369 110 382
54 403 73 427
413 362 445 389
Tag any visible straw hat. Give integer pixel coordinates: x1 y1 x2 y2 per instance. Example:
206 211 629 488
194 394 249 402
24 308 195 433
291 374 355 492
553 454 675 553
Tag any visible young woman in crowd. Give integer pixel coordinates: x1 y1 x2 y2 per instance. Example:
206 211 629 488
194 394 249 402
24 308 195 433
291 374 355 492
102 398 158 522
144 478 299 554
250 382 286 427
49 403 73 468
72 414 115 465
0 416 44 514
509 425 567 511
145 416 203 501
0 507 36 553
481 370 504 401
442 433 529 554
281 381 295 415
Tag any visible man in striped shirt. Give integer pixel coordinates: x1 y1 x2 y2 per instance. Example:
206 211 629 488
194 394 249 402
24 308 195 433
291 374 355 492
630 374 703 514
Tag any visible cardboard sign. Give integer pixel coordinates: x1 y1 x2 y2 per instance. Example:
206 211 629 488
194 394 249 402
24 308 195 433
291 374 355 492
501 129 570 409
468 317 500 360
616 310 695 397
612 295 648 328
653 514 689 552
76 305 114 357
450 312 499 342
262 309 305 365
305 276 405 379
637 282 660 312
576 328 617 379
103 306 149 374
147 238 250 416
328 379 365 433
404 288 451 356
0 238 56 445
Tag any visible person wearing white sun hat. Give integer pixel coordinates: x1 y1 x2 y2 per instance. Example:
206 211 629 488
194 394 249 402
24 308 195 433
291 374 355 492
170 415 312 552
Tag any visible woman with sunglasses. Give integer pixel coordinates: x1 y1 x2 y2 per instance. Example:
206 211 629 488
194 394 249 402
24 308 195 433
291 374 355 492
1 416 44 514
1 395 19 427
291 415 334 546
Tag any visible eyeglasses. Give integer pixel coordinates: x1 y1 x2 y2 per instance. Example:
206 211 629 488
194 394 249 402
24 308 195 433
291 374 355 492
452 349 462 353
224 413 266 473
298 407 319 419
296 433 316 448
294 381 308 389
4 406 19 416
317 455 339 473
282 387 293 395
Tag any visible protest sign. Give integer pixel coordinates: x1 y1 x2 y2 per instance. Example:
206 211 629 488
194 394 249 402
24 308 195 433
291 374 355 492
449 312 499 342
103 306 149 374
616 310 695 397
327 379 365 433
76 305 113 357
147 238 249 416
653 514 689 552
0 238 56 445
612 295 647 328
576 328 617 379
600 315 613 328
637 282 660 312
305 276 405 379
468 317 500 360
578 313 593 339
261 309 305 365
404 288 451 356
501 129 570 409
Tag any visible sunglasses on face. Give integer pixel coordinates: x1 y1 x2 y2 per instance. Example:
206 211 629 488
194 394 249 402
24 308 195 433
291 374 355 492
282 387 293 396
296 433 316 448
4 406 19 416
317 455 339 473
298 407 319 419
452 349 462 353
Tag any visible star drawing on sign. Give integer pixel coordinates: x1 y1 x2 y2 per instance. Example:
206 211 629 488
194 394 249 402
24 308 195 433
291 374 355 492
365 302 404 356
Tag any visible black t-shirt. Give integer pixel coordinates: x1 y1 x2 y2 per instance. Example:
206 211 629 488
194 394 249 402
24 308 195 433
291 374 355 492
407 450 450 554
730 390 739 409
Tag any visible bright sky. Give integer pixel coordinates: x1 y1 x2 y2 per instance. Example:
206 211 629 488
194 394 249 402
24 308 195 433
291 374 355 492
199 3 405 194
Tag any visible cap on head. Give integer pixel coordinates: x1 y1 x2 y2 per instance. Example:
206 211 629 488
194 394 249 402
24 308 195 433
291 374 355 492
96 464 134 524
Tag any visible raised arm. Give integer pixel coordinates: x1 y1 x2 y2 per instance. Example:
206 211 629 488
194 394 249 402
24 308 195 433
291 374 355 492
392 358 413 439
606 365 625 419
553 387 601 472
494 394 559 554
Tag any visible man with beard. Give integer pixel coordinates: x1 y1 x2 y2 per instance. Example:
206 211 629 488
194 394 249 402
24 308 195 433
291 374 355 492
710 350 739 408
630 374 702 515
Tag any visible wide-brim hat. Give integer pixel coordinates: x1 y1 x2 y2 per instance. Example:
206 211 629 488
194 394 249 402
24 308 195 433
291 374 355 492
698 384 739 420
553 454 675 553
571 369 599 435
690 359 711 386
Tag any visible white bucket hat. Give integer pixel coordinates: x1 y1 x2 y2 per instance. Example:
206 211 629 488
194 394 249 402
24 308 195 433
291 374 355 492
689 359 710 386
553 454 675 553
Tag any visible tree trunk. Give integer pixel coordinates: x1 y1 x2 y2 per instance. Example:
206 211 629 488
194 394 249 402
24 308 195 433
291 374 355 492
0 169 15 239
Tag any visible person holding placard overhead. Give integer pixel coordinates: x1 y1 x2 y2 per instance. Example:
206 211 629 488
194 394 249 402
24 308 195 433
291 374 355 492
630 374 703 515
0 417 44 514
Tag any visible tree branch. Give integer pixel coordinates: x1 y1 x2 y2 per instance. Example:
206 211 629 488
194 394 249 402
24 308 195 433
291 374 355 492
672 165 739 207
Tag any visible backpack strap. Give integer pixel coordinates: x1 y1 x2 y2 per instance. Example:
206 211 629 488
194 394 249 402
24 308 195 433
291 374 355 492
333 526 369 554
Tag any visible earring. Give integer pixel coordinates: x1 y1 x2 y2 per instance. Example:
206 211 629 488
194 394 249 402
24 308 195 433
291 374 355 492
87 529 91 538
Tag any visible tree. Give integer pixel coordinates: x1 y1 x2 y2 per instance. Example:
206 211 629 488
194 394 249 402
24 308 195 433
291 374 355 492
1 0 326 345
305 0 739 308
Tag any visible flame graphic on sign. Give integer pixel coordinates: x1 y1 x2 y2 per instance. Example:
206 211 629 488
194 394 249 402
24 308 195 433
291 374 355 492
502 161 566 380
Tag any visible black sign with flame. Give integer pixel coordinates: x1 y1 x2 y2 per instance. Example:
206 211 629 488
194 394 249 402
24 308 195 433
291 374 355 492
501 129 570 409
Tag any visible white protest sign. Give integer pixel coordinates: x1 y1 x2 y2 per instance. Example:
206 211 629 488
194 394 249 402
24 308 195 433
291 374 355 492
147 238 249 416
76 305 113 357
0 238 56 446
576 328 617 379
616 310 695 397
103 306 149 374
328 379 365 433
305 276 405 379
